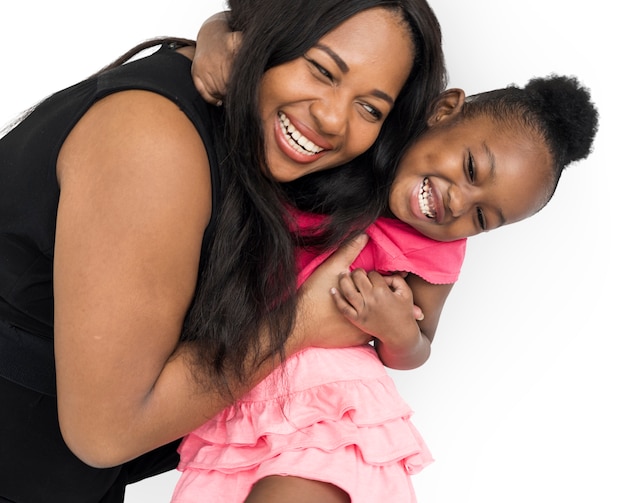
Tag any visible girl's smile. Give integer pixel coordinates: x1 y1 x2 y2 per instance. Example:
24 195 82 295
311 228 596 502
416 176 444 224
389 90 555 242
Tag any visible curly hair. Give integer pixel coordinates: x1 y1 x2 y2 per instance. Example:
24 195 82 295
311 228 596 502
462 74 599 203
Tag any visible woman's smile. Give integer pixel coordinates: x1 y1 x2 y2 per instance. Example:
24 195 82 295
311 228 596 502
275 111 327 162
258 7 414 182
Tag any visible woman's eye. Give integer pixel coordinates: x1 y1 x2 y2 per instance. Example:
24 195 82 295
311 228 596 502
477 207 486 230
306 57 333 80
362 103 382 120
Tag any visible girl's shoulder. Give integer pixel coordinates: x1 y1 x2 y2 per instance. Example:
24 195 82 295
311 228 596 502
358 217 467 284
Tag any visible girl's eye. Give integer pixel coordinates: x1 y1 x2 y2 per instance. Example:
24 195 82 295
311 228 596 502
362 103 383 121
468 153 486 230
467 152 476 181
477 207 486 231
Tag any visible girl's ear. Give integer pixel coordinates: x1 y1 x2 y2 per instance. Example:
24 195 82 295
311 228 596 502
426 88 466 127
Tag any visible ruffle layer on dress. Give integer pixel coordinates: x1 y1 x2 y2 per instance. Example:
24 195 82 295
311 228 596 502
178 346 433 476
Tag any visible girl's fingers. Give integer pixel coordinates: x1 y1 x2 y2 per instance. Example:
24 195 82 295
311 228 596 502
330 285 358 319
337 271 364 311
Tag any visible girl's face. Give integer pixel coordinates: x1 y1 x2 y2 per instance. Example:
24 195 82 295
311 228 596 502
389 103 555 242
259 7 414 182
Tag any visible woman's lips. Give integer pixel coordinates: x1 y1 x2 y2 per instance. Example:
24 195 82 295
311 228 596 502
279 112 323 154
274 112 328 163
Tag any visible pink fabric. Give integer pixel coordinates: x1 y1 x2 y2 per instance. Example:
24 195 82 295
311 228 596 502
172 215 466 502
296 215 466 287
172 347 432 503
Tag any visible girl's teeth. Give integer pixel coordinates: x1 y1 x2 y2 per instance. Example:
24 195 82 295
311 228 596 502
279 112 323 155
419 177 436 219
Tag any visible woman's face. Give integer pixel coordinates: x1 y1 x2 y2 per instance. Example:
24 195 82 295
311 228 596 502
259 7 414 182
389 111 555 242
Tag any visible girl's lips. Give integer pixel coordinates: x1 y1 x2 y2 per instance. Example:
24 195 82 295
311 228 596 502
418 177 436 219
274 112 331 164
411 177 444 224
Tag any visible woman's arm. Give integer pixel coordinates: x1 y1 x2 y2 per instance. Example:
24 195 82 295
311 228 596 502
54 89 370 468
332 270 454 370
54 89 214 467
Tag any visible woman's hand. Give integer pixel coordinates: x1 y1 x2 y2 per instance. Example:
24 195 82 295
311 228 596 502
291 235 373 352
192 12 241 105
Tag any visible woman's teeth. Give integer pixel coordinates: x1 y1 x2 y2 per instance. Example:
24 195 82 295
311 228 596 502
419 177 436 219
279 112 323 155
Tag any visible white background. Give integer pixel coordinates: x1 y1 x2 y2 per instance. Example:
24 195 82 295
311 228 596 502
2 1 623 501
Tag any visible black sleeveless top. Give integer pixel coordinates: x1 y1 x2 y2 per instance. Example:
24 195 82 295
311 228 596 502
0 43 224 395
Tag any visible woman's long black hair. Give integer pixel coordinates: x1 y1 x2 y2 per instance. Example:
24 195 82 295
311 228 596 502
181 0 447 395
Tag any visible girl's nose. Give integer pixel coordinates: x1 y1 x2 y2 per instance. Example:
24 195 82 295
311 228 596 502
448 184 471 217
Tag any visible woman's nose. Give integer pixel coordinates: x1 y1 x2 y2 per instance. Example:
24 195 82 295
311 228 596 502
310 96 348 137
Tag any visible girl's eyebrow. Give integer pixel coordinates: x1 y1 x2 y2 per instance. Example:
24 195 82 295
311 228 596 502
482 141 496 182
482 141 505 227
313 43 395 105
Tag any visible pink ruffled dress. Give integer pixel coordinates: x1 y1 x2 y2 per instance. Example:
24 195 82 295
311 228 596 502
171 217 466 502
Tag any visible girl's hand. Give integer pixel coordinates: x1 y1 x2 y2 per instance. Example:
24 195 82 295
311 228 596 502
333 269 420 345
192 12 241 105
332 269 430 370
292 235 373 352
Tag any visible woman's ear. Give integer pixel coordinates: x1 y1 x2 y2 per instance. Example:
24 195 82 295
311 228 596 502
426 88 466 127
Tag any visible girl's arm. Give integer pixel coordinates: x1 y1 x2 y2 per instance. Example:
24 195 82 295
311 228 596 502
192 11 240 104
54 89 369 468
332 270 454 370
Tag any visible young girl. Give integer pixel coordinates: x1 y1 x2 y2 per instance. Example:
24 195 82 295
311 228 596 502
170 75 598 502
0 2 446 501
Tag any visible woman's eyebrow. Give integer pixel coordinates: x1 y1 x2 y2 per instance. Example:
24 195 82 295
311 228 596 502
313 43 395 105
314 43 349 72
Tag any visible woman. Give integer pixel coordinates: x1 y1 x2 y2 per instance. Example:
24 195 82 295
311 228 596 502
0 1 445 501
